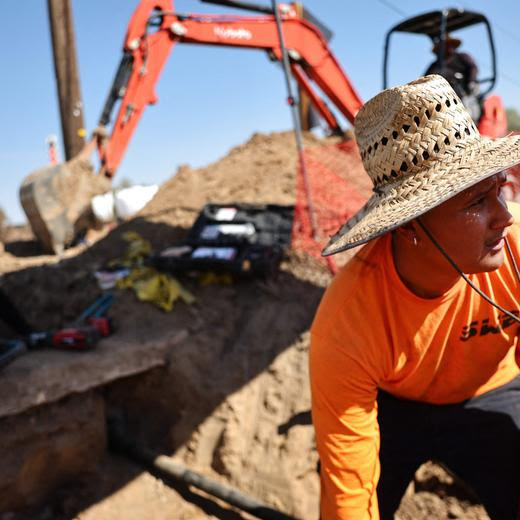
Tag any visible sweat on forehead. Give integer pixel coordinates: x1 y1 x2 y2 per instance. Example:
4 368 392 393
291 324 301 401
464 171 507 194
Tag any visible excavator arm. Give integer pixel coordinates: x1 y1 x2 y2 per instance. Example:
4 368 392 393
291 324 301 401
20 0 363 254
97 0 363 177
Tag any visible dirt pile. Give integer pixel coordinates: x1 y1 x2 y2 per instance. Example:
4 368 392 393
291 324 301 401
0 131 488 519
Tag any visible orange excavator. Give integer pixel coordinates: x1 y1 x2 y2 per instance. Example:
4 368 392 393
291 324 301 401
20 0 363 253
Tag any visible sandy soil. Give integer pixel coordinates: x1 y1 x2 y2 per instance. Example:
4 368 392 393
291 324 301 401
0 131 489 519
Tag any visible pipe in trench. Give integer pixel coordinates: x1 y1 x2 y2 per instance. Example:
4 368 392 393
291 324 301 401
108 418 297 520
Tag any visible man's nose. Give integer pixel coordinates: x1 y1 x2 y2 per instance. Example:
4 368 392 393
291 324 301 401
491 194 514 230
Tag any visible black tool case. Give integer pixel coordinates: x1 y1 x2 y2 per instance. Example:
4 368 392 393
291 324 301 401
186 203 294 248
153 203 294 277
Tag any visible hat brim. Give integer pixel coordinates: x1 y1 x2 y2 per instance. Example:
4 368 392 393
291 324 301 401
322 134 520 256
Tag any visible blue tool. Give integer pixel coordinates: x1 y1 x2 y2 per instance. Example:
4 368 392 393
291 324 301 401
77 293 115 337
78 293 114 321
0 340 27 369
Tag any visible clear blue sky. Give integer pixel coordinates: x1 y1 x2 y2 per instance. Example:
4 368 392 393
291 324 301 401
2 0 520 223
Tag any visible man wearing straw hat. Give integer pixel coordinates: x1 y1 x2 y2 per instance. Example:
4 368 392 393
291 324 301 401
310 74 520 519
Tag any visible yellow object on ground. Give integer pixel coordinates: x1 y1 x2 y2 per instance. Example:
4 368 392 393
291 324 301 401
198 271 234 286
115 232 195 311
115 231 153 266
117 266 195 311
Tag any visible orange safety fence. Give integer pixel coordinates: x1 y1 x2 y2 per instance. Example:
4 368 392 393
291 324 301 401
504 130 520 199
292 136 520 273
291 140 371 269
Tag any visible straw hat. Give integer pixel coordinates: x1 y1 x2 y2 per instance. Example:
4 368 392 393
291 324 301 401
432 34 461 53
322 74 520 256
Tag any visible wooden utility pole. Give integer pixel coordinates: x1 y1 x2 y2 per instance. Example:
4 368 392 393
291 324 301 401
298 88 312 131
47 0 86 160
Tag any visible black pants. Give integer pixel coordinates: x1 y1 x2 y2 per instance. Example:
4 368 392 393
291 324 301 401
377 376 520 519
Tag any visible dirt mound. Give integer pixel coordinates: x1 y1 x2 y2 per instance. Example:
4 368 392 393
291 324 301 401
0 131 488 519
140 131 332 234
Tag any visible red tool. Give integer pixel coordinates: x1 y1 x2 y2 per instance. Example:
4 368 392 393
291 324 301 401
27 326 101 351
0 294 115 369
77 293 115 337
26 294 114 351
86 317 112 337
49 326 101 350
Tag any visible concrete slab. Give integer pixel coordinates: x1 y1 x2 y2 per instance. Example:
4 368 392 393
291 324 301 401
0 328 188 419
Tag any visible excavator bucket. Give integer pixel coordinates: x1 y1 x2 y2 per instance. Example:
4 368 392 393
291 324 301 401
20 157 111 254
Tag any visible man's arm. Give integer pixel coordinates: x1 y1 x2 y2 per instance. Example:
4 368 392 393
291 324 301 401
458 52 478 84
310 332 380 520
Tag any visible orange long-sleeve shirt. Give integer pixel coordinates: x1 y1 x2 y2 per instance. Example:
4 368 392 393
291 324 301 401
310 202 520 520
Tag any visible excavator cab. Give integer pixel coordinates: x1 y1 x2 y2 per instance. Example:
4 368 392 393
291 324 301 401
382 8 507 138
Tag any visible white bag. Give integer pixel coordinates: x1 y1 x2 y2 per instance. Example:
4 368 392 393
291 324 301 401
114 184 159 219
91 184 159 222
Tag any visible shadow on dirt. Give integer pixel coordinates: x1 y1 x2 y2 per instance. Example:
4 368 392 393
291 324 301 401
4 240 46 258
278 410 312 435
0 216 324 519
2 224 47 258
17 452 247 520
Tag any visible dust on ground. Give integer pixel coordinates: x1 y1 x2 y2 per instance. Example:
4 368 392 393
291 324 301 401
0 131 489 519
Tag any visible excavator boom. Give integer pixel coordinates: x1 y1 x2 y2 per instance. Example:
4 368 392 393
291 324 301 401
99 0 363 176
21 0 363 253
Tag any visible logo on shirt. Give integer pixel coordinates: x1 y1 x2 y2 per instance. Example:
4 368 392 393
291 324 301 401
460 310 519 341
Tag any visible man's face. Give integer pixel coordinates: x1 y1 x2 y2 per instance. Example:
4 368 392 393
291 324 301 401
445 45 455 57
419 172 513 274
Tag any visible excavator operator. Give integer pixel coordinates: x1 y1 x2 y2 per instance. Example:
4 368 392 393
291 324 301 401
425 34 480 120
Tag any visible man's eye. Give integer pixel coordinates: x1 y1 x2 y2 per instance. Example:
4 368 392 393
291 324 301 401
470 197 485 208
